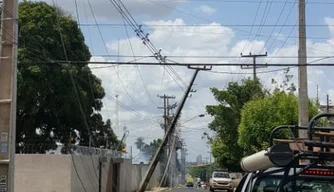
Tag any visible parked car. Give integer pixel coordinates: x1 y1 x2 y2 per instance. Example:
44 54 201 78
209 170 234 192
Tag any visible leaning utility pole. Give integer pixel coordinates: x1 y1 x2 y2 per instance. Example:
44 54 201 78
298 0 309 138
240 52 268 80
0 0 19 191
137 65 212 192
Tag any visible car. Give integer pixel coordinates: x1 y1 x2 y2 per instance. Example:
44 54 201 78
236 113 334 192
209 170 234 192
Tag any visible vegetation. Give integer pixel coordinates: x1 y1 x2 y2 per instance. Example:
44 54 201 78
206 78 265 171
16 1 120 152
135 137 163 160
238 89 319 155
188 164 213 181
206 71 320 171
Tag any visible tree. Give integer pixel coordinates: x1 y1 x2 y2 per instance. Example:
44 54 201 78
206 78 265 171
16 1 119 152
135 137 146 151
238 89 319 155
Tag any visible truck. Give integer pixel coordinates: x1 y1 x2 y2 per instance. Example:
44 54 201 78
209 170 235 192
236 113 334 192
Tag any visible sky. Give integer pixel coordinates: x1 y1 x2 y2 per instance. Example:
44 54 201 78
39 0 334 162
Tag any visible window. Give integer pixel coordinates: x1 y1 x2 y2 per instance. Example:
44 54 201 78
252 177 334 192
214 172 230 178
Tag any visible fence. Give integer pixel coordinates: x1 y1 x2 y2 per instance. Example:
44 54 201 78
15 143 132 159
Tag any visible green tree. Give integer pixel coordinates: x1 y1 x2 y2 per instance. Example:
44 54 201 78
238 89 319 155
16 1 119 152
206 78 265 171
135 137 146 151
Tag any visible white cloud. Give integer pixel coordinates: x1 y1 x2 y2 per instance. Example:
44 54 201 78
325 17 334 37
36 0 186 21
88 17 334 161
199 5 216 15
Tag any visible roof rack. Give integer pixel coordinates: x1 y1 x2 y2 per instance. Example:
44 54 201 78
240 113 334 173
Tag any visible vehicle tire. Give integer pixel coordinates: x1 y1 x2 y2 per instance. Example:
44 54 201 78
209 187 214 192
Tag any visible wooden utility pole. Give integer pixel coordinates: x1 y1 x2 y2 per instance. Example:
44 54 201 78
240 52 268 80
0 0 19 191
298 0 309 138
137 65 212 192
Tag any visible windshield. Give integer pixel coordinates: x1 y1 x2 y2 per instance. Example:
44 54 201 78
214 172 230 178
252 177 334 192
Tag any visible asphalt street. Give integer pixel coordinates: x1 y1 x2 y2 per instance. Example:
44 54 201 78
169 188 209 192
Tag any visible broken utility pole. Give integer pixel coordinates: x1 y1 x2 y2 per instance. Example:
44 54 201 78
137 65 212 192
240 52 268 80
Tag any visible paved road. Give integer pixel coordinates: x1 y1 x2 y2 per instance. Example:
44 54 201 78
169 188 208 192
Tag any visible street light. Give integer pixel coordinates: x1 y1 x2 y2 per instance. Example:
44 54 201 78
181 113 206 125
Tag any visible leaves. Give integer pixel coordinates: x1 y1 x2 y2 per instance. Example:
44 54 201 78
206 78 265 171
16 1 119 152
238 90 319 155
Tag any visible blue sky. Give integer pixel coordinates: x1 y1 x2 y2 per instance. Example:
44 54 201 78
46 0 334 162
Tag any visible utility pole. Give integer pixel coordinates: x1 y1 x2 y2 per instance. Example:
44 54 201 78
327 94 331 113
181 144 186 184
298 0 309 138
158 94 176 187
157 95 176 134
137 65 212 192
240 52 268 80
0 0 18 191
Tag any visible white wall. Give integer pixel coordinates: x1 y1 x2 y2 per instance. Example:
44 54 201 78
14 154 122 192
131 163 162 192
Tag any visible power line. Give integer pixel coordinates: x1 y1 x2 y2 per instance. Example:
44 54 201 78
79 23 334 27
18 60 334 66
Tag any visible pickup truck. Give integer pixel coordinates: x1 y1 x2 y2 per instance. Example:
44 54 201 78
236 113 334 192
209 171 234 192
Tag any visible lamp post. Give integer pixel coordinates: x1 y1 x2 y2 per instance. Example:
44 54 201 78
181 113 206 125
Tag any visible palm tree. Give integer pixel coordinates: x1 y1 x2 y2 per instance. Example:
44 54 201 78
135 137 145 151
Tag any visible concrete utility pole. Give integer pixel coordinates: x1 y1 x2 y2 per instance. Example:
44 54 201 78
158 94 176 186
157 95 176 134
137 65 212 192
0 0 19 191
327 94 331 113
240 52 268 80
298 0 309 138
180 144 186 184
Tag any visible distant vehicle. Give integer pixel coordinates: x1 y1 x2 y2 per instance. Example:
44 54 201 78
236 113 334 192
209 170 234 192
186 177 194 187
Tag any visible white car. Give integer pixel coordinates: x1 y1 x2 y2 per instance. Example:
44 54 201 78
209 171 234 192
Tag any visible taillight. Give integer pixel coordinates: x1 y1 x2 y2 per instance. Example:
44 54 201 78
302 169 334 176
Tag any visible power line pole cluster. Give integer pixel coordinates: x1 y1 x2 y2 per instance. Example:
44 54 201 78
138 65 212 192
0 0 19 191
240 52 268 80
157 94 176 187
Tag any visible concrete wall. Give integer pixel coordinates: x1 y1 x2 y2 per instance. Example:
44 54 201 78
131 163 162 192
14 154 128 192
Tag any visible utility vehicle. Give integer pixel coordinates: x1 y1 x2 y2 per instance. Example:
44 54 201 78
236 113 334 192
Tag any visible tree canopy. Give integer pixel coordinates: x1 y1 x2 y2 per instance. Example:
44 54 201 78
238 89 319 155
16 1 119 152
206 78 265 171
